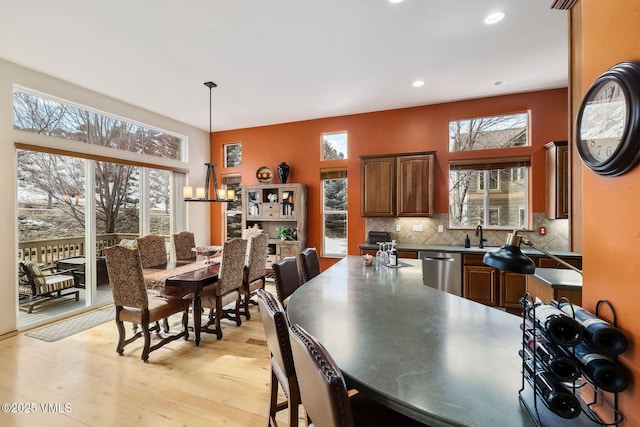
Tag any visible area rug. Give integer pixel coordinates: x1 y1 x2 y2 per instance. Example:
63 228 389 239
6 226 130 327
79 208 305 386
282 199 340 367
25 306 114 342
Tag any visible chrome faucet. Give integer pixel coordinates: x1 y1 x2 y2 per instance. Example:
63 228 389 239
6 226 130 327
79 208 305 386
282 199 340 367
475 225 487 249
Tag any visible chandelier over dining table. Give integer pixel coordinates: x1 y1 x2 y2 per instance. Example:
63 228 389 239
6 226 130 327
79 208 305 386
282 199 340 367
184 82 235 202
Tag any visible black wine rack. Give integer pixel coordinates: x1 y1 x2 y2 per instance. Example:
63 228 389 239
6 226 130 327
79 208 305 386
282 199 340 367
518 293 625 427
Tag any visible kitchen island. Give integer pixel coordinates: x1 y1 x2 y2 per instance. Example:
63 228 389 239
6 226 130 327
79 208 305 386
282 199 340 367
287 256 539 427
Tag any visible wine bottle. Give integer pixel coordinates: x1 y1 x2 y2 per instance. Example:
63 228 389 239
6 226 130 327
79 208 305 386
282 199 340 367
521 352 582 419
525 301 583 347
571 341 629 393
389 240 398 266
524 328 581 382
552 300 628 356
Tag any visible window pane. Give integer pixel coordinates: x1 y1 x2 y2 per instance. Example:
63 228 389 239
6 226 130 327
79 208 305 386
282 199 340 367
225 180 242 239
13 89 185 160
449 167 527 229
149 169 170 236
449 112 528 152
323 177 347 256
95 161 140 235
18 151 86 261
322 132 347 160
224 143 242 167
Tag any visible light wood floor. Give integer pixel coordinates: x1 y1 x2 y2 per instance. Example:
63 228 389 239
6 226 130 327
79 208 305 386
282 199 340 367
1 286 302 427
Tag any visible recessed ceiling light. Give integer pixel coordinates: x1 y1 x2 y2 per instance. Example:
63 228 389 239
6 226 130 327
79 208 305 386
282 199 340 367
494 80 507 86
484 11 505 25
389 0 404 3
412 80 425 88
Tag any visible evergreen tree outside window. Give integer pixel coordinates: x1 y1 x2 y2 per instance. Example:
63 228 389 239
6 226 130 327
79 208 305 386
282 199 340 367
224 143 242 167
321 132 347 160
222 174 242 239
321 168 347 257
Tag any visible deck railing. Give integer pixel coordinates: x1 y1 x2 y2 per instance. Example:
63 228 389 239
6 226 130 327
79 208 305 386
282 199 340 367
18 233 141 266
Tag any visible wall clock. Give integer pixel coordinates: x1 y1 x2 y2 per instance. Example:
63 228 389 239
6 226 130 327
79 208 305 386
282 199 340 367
576 61 640 176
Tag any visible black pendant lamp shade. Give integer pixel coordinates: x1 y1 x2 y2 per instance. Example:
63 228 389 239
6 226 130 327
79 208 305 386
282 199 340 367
482 231 536 274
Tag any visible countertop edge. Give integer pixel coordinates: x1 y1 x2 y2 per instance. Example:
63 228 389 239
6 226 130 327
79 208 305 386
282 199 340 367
358 243 582 257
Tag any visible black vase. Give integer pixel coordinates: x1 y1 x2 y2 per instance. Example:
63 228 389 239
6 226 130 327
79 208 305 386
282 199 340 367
277 162 290 183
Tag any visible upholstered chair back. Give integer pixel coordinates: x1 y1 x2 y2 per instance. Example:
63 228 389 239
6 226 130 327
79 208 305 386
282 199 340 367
288 324 354 427
257 289 296 379
136 234 168 268
104 245 148 309
299 247 321 283
217 237 247 296
172 231 196 261
273 256 301 305
245 233 268 283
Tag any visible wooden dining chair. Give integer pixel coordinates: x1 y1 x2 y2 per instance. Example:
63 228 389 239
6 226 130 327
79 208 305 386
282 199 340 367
240 232 268 320
103 245 191 362
299 247 320 283
136 234 168 268
273 256 301 307
172 231 196 261
200 237 247 340
256 289 300 427
288 324 428 427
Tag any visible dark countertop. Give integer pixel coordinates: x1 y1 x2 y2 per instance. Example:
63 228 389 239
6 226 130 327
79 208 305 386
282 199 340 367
358 243 582 258
287 256 538 427
532 267 583 290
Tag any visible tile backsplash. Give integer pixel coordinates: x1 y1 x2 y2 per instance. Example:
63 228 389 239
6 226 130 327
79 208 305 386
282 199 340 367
365 213 569 251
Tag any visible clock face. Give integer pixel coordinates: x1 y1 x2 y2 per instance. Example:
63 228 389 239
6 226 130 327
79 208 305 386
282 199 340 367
578 79 628 164
576 62 640 176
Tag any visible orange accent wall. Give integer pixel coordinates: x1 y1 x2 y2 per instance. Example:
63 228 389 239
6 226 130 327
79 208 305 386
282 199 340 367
580 0 640 424
209 88 568 270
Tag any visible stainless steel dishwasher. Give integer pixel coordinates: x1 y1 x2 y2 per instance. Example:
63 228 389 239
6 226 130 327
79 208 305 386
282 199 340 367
419 251 462 296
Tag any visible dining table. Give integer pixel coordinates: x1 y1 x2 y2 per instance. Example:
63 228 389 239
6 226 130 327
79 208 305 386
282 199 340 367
143 261 220 346
286 256 540 427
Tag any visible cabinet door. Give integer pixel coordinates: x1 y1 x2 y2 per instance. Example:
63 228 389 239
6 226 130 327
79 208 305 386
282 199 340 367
397 154 434 217
545 141 569 219
280 187 297 218
500 270 527 310
463 265 498 306
361 156 395 217
245 189 261 218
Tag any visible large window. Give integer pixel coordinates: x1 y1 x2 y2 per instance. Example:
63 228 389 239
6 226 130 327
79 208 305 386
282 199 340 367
449 159 529 229
448 111 530 230
13 89 185 160
321 169 347 257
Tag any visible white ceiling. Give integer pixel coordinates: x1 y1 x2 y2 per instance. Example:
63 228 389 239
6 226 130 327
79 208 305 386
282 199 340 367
0 0 568 132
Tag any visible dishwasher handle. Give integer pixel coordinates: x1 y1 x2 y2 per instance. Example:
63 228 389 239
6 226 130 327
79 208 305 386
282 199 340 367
422 256 456 262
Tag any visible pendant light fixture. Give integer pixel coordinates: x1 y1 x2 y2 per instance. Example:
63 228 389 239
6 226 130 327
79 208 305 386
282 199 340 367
184 82 235 202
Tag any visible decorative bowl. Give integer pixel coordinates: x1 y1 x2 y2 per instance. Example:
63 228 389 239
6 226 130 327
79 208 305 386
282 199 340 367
256 166 273 183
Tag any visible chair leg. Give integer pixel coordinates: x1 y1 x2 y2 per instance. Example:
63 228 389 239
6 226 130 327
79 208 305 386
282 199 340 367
163 318 170 333
215 298 223 340
234 296 242 326
141 312 152 362
182 310 189 340
243 291 252 321
115 308 126 355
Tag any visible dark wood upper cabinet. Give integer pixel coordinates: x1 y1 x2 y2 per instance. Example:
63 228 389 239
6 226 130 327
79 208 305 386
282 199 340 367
397 153 434 217
361 152 435 217
360 156 395 216
545 140 569 219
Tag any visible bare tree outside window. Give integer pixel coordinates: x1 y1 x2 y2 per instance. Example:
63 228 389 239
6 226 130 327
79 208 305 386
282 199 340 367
448 112 529 229
13 90 185 160
449 112 528 152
